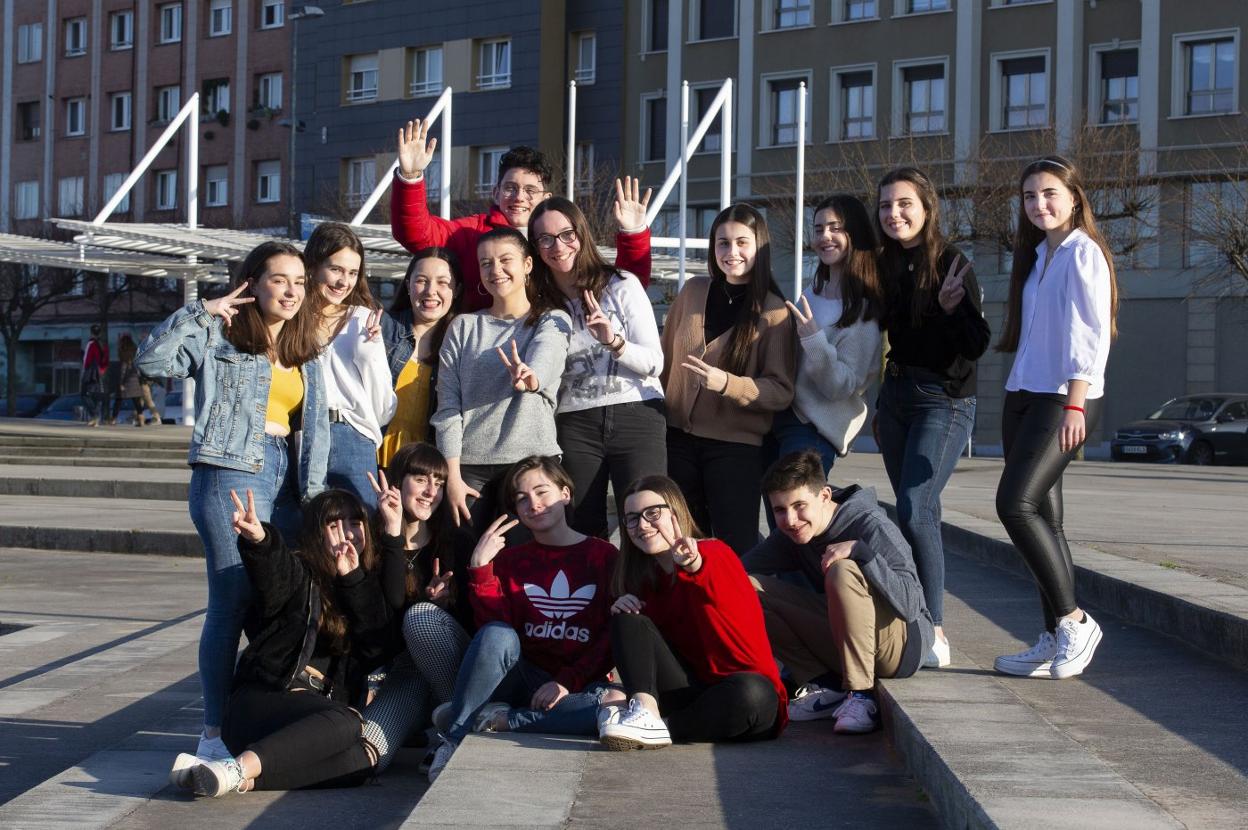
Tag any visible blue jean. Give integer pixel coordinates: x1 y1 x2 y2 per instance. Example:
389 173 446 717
326 421 379 511
875 375 974 627
188 435 302 728
444 622 610 743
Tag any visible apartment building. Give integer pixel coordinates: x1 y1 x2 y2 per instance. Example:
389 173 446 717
623 0 1248 449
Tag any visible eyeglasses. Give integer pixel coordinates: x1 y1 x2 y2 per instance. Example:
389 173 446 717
499 184 549 200
623 504 671 530
535 229 578 250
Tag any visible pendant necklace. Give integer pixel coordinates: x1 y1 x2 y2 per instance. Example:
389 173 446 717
721 280 748 305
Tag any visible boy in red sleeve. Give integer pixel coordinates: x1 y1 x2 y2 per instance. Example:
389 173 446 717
390 119 653 311
426 456 624 782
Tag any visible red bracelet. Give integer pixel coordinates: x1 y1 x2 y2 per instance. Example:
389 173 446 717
1063 405 1086 414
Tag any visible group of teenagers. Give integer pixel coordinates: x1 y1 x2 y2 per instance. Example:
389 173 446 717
134 117 1117 798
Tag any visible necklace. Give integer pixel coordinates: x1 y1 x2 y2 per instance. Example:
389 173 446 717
720 280 749 305
405 548 421 571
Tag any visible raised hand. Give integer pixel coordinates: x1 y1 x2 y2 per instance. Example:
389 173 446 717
445 471 480 528
611 593 645 615
425 558 455 607
367 469 403 537
204 282 256 328
328 519 360 576
229 489 265 543
497 338 539 392
820 540 856 573
655 520 701 572
784 294 821 339
363 307 382 343
682 354 728 395
937 255 972 315
613 176 653 232
583 290 616 347
469 513 520 569
397 119 438 179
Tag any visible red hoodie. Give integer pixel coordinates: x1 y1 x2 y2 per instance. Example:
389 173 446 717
636 539 789 736
468 536 618 692
390 175 653 312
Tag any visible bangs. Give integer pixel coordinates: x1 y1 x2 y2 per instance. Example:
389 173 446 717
317 490 368 525
387 442 449 484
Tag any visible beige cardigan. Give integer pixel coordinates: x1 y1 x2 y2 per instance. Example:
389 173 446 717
660 276 797 447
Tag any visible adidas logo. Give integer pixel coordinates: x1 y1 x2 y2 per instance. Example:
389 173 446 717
523 570 595 620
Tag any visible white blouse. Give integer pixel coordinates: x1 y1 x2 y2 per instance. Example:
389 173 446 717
321 305 399 447
1005 228 1112 399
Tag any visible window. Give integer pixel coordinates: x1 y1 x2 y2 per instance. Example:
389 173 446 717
109 11 133 48
1099 49 1138 124
255 160 280 203
59 177 85 216
260 0 284 29
574 142 594 194
65 17 87 56
1183 38 1235 115
156 86 181 123
772 0 812 29
476 146 507 196
204 165 229 207
1002 56 1047 129
203 79 231 115
694 86 723 152
839 70 874 139
15 182 39 220
574 32 596 84
347 54 379 102
257 73 282 109
766 76 811 146
345 158 376 206
110 92 132 131
18 102 41 141
65 98 86 137
842 0 876 21
478 39 511 90
410 46 443 96
643 95 667 161
695 0 735 40
159 4 183 44
647 0 668 51
902 64 945 134
17 23 43 63
209 0 232 36
155 170 178 211
906 0 948 11
103 173 131 214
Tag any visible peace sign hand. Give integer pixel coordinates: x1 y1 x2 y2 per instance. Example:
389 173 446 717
367 469 403 537
469 513 520 569
655 520 701 572
682 354 729 395
613 176 653 232
784 295 821 339
363 307 383 343
937 255 972 315
497 338 539 392
204 282 256 328
397 119 438 179
327 519 360 576
583 290 616 346
229 489 265 543
425 558 455 607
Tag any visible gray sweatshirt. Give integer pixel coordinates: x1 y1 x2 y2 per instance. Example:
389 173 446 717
431 309 573 465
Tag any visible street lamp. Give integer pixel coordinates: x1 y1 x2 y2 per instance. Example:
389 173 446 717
287 5 324 239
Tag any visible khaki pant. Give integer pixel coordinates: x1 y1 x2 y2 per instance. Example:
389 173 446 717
751 559 907 692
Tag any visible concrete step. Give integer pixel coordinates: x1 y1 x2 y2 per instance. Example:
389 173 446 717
0 496 199 556
0 434 189 451
0 445 188 460
0 454 189 469
0 465 189 500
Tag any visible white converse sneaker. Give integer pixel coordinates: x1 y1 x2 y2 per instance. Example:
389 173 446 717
427 738 457 784
833 691 880 734
191 758 247 798
472 702 511 733
195 732 233 761
994 632 1058 677
1051 613 1103 679
596 703 625 737
599 699 672 750
923 634 951 668
169 753 199 790
787 683 847 722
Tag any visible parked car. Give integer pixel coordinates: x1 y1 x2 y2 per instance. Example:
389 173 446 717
34 390 183 425
0 393 57 418
35 394 88 422
1111 394 1248 465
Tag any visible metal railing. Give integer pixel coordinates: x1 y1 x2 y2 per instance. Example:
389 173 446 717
350 86 453 225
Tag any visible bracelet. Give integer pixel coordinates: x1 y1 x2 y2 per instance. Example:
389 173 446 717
609 333 625 351
1063 405 1086 414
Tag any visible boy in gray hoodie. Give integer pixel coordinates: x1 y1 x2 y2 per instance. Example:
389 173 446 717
744 450 935 734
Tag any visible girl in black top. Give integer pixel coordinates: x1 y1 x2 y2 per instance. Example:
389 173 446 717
874 167 991 669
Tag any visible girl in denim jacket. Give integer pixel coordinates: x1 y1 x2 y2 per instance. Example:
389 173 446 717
137 241 329 766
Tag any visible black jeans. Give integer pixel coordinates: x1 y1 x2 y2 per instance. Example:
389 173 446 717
666 427 763 556
557 399 667 539
996 391 1103 632
222 682 373 791
611 613 777 743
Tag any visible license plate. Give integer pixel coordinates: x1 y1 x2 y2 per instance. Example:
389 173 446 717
1123 445 1148 454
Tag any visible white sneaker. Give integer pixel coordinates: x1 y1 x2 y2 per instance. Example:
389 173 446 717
191 758 247 797
1051 613 1103 679
599 699 672 751
994 632 1058 677
923 635 951 668
596 703 625 737
431 702 453 734
472 702 511 733
427 738 457 784
195 732 233 761
169 753 199 790
787 683 847 722
833 692 880 734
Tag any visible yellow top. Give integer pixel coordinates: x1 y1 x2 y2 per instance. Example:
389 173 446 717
265 365 304 433
378 357 433 468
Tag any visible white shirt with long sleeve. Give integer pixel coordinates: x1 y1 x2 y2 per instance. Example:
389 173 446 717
1005 228 1113 399
321 305 398 447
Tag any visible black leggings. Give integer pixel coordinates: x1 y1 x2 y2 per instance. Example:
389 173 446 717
611 613 777 743
996 391 1102 632
222 682 374 791
666 427 763 557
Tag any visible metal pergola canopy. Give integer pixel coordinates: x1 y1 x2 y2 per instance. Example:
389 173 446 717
0 231 230 281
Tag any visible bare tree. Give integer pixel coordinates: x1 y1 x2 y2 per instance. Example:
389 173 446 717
0 261 80 415
1168 121 1248 292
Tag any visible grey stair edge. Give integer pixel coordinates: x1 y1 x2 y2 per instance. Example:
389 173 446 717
0 479 189 500
0 526 201 557
0 456 187 469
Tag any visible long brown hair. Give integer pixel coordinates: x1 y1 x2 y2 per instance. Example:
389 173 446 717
997 155 1120 352
528 197 620 311
707 204 785 375
875 167 948 328
385 442 456 606
811 194 885 329
390 247 463 365
298 489 380 654
611 475 704 599
304 222 374 316
222 241 321 366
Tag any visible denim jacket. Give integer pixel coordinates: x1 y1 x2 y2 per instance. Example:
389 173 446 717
136 300 329 499
380 308 416 383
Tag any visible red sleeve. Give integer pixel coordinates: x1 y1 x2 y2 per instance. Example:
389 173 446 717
554 543 618 692
468 561 512 629
613 227 652 287
100 343 110 370
390 173 479 253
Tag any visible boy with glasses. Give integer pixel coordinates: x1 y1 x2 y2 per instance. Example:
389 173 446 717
391 120 653 311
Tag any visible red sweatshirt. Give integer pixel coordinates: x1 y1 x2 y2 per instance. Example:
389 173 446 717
637 539 789 736
390 174 653 312
468 536 618 692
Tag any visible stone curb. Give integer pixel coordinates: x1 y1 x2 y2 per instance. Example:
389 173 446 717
0 477 189 501
0 526 201 557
